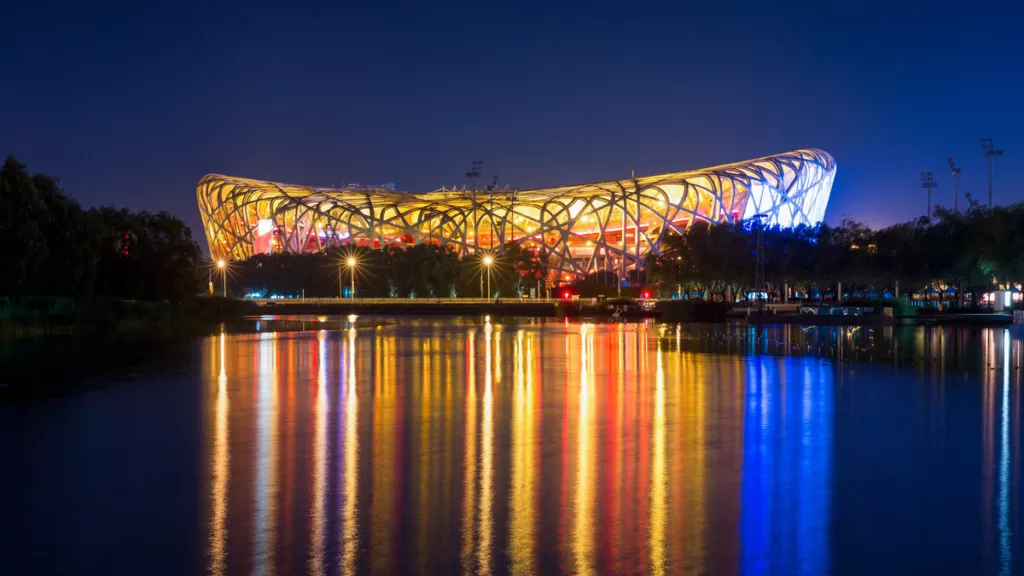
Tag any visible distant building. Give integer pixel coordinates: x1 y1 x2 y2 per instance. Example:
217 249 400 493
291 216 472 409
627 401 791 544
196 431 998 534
197 149 835 280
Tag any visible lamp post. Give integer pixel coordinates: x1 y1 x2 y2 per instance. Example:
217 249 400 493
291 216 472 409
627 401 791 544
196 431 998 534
347 257 357 299
217 259 226 297
483 255 493 299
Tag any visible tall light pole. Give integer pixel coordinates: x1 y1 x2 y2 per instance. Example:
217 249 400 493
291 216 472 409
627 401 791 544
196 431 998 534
483 255 493 299
347 257 357 299
981 138 1003 208
948 156 962 213
217 259 226 297
920 172 938 219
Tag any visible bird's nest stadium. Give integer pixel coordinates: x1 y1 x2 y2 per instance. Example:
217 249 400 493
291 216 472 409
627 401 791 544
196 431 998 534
197 149 835 281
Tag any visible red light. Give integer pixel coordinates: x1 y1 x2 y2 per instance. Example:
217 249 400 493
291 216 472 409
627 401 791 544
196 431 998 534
642 291 651 299
562 290 571 299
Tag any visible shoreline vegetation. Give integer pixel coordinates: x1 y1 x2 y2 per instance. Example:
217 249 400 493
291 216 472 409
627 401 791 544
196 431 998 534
1 295 1015 344
0 296 254 340
3 153 1022 341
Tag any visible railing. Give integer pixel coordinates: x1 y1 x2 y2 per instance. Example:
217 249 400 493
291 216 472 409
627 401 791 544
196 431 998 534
251 297 563 305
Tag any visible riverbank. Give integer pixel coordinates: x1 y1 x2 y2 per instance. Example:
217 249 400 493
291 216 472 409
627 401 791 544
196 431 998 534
745 311 1014 326
3 296 1018 339
0 297 246 340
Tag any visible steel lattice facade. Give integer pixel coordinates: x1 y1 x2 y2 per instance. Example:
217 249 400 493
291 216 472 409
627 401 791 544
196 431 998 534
197 149 835 280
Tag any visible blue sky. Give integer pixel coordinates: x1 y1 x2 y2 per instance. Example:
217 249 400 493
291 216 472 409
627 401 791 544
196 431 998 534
3 0 1022 239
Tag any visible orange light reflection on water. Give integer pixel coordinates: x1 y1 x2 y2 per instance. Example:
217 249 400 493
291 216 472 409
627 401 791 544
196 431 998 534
200 320 1024 574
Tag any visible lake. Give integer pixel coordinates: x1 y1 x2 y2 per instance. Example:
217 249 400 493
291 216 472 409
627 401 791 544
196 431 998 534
1 318 1021 575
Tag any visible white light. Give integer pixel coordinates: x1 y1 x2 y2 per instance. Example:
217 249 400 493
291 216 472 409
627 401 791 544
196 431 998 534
256 218 274 235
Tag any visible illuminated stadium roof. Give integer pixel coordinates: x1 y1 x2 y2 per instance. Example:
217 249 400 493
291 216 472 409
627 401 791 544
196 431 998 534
197 149 835 280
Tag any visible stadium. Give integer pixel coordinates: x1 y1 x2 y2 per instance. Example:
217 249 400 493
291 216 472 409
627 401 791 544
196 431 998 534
197 149 835 281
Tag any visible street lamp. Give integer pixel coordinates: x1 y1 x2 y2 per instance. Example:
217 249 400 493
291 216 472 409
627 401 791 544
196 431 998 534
347 257 357 299
483 254 493 299
217 259 227 297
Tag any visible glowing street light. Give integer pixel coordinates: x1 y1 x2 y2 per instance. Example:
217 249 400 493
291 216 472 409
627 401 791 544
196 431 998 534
216 259 227 297
347 257 357 299
483 254 494 299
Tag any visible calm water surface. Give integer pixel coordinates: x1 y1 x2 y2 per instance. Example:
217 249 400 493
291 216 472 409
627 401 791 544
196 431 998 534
2 318 1022 575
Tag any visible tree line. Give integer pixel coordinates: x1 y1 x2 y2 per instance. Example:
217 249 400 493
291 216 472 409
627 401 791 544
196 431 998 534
7 151 1021 306
0 155 202 301
648 197 1024 304
228 241 550 299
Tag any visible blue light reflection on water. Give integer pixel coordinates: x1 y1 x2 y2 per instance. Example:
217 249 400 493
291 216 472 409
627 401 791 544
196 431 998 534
998 329 1013 576
740 356 832 576
2 320 1022 575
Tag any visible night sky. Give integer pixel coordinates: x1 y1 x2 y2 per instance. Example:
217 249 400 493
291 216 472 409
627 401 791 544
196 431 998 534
4 1 1022 249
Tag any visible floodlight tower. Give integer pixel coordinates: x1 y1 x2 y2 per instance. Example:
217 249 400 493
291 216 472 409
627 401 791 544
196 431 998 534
981 138 1003 208
466 161 482 250
948 156 962 213
920 172 938 219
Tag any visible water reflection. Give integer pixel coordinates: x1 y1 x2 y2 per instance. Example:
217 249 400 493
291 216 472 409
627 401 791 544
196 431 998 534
573 324 596 575
309 331 327 575
998 329 1012 576
478 319 494 575
208 332 229 576
460 327 478 575
649 340 666 575
509 329 536 575
340 325 358 574
198 320 1021 575
254 332 279 575
740 356 832 575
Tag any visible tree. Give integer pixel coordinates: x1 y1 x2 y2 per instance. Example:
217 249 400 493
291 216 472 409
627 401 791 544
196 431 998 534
89 207 202 299
0 156 51 297
33 173 95 296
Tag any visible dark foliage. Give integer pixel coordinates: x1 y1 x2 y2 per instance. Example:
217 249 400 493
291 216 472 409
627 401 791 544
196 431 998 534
1 155 202 301
227 241 549 299
648 200 1024 302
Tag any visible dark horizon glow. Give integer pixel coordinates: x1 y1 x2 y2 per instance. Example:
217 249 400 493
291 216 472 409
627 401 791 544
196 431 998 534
3 1 1022 239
